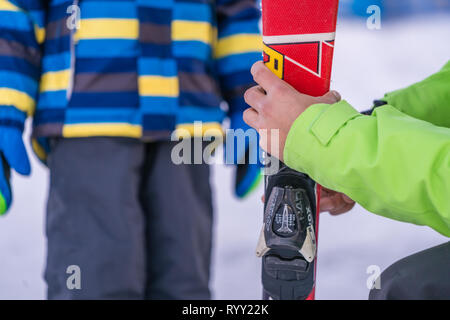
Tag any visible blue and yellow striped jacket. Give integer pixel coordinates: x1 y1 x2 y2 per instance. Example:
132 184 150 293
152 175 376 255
0 0 261 160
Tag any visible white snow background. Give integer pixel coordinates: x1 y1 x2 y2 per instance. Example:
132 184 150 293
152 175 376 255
0 15 449 300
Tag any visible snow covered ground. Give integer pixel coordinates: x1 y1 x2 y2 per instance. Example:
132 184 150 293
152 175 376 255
0 15 449 300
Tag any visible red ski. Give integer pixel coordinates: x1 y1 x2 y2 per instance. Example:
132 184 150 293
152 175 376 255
256 0 339 300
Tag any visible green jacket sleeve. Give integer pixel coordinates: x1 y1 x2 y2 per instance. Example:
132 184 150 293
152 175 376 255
284 100 450 237
381 60 450 128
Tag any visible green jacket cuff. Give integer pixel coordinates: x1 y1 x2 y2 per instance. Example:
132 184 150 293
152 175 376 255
284 100 360 171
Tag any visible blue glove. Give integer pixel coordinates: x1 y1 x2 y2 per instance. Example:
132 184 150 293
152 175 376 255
0 109 31 215
226 112 263 198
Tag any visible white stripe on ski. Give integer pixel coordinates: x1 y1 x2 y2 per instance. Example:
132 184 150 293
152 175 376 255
263 32 335 44
285 55 321 78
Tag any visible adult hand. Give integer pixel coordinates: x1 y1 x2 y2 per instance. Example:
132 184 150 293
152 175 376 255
243 61 340 161
320 187 355 215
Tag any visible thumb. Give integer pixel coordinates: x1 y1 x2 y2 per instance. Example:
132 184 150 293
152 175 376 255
342 194 355 204
321 90 341 104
